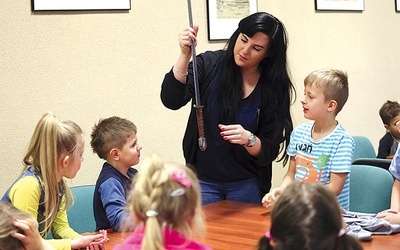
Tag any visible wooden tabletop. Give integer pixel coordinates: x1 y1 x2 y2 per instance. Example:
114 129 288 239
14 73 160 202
105 200 400 250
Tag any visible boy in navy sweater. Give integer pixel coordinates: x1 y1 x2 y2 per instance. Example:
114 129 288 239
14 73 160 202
91 116 141 232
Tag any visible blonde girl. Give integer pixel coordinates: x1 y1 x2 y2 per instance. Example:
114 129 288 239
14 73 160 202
1 112 107 250
113 154 211 250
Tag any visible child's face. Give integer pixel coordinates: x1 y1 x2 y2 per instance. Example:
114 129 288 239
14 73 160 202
301 83 330 120
385 114 400 140
61 137 85 179
118 133 142 168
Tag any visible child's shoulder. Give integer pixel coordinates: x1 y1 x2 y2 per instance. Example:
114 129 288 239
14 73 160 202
329 124 354 147
9 175 41 201
12 175 39 189
96 163 137 185
335 123 352 138
96 163 120 181
379 131 392 141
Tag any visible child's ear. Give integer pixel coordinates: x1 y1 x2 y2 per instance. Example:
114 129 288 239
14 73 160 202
59 155 70 168
383 124 389 130
327 100 337 112
110 148 119 160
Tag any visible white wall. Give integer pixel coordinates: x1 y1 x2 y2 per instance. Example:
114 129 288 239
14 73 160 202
1 1 399 194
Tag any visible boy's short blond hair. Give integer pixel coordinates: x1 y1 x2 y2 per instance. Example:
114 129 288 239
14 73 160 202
304 69 349 115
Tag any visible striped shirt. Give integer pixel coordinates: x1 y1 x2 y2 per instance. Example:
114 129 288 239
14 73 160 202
389 144 400 180
287 121 355 210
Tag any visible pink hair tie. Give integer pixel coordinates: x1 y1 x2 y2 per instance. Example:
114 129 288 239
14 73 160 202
169 169 191 188
265 230 273 239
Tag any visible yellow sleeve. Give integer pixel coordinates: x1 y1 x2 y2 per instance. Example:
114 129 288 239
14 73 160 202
9 176 41 219
9 176 81 250
52 195 81 240
45 239 72 250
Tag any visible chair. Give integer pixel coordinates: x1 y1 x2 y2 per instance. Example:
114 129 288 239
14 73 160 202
68 185 96 234
349 165 394 213
351 135 391 170
352 136 376 160
352 158 392 170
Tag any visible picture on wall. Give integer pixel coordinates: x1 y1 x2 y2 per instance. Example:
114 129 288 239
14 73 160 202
32 0 131 11
207 0 258 41
315 0 364 11
397 0 400 12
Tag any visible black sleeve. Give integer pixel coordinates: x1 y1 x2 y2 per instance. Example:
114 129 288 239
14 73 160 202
377 133 393 158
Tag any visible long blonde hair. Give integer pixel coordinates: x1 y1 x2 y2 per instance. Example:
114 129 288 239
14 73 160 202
22 112 83 236
127 154 205 250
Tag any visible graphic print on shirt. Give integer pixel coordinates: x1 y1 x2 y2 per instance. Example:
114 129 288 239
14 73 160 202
295 151 330 183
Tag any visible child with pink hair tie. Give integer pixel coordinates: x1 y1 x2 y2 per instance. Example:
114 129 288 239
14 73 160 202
113 154 211 250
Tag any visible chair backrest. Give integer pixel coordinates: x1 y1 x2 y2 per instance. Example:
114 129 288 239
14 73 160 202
68 185 96 234
349 165 394 213
352 136 376 161
352 158 392 170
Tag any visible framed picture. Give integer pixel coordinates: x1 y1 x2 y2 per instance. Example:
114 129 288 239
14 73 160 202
397 0 400 12
207 0 258 41
315 0 364 11
32 0 131 11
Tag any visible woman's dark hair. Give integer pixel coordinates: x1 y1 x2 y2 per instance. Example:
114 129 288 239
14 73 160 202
258 182 362 250
216 12 296 164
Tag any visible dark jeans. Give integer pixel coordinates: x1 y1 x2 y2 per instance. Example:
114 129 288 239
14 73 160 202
199 177 262 205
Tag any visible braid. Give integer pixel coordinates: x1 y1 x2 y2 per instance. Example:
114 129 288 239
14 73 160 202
127 154 205 250
130 156 168 250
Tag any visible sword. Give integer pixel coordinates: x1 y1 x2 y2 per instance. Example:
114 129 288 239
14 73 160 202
187 0 207 151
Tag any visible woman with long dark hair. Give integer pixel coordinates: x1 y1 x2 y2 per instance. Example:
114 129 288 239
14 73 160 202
161 12 296 205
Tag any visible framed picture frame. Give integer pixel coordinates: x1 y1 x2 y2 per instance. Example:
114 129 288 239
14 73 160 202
207 0 258 41
396 0 400 12
315 0 364 11
32 0 131 11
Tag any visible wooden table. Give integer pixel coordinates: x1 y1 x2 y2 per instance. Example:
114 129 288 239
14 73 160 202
105 200 400 250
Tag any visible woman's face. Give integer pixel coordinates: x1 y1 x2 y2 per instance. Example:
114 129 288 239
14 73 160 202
233 32 269 71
